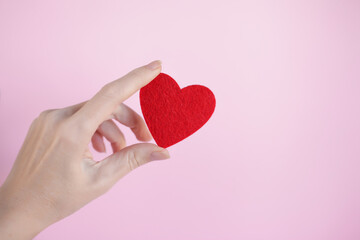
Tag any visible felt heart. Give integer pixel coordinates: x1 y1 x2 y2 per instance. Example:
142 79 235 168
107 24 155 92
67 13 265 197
140 73 216 148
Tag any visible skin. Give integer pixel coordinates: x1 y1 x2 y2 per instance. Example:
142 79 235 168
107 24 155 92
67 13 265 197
0 60 170 240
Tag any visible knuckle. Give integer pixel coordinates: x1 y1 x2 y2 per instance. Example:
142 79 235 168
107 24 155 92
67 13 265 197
100 83 117 99
76 119 93 134
126 151 141 171
38 109 51 119
38 109 60 122
66 115 93 134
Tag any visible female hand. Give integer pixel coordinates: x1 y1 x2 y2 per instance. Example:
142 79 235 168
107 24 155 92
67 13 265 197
0 60 170 240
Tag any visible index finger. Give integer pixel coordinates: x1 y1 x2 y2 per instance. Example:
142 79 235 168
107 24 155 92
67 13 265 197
71 60 162 138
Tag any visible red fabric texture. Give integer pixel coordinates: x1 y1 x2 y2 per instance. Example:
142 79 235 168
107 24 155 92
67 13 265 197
140 73 216 148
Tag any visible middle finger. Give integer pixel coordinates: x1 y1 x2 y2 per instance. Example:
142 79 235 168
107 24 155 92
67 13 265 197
113 103 153 142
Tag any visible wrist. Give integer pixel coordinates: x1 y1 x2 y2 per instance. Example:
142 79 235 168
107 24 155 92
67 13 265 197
0 210 42 240
0 186 49 240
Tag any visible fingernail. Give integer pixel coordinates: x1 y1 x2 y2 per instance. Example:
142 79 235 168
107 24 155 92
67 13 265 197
145 60 162 70
150 148 170 161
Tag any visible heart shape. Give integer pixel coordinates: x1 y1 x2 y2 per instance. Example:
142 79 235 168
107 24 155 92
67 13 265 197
140 73 216 148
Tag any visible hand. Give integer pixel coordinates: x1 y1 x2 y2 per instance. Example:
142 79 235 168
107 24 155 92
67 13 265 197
0 60 170 240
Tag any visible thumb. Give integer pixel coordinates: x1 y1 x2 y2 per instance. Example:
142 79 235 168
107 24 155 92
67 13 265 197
95 143 170 186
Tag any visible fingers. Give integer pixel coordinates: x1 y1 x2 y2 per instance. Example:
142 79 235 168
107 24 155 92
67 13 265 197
114 103 152 142
94 143 170 187
91 131 106 153
90 119 126 153
71 60 162 141
97 119 126 152
61 97 152 155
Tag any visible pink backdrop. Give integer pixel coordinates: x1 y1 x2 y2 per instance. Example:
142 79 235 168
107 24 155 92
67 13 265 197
1 0 360 239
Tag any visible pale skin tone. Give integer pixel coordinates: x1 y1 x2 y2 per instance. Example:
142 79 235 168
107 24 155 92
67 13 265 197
0 60 170 240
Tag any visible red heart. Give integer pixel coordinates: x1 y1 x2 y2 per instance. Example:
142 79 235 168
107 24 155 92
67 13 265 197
140 73 216 148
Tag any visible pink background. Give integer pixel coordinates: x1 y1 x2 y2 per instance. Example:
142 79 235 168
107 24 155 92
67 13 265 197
1 0 360 239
